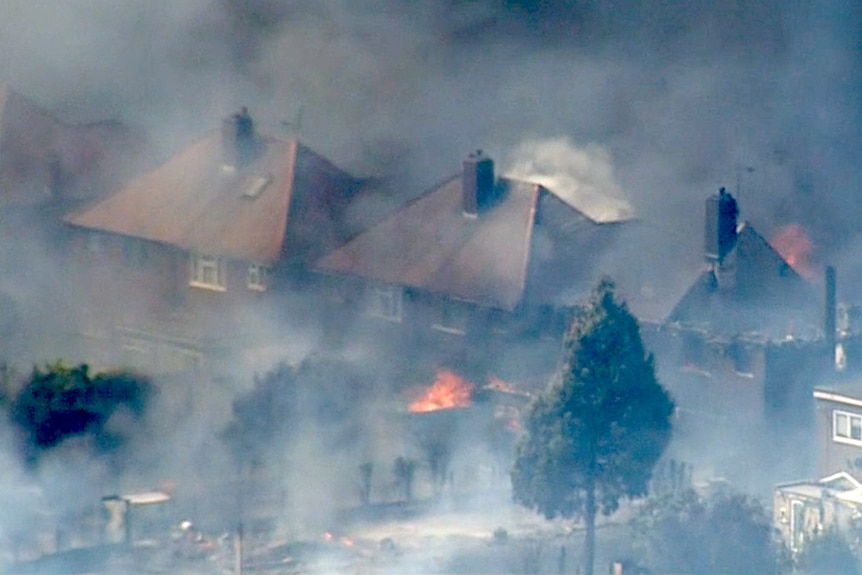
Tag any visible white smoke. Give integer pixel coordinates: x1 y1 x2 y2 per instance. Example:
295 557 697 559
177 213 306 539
503 137 635 223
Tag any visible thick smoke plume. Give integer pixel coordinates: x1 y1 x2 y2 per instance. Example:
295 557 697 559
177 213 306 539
503 137 634 222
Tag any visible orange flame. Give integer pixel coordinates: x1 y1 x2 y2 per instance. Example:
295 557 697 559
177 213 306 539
409 370 474 412
771 223 816 280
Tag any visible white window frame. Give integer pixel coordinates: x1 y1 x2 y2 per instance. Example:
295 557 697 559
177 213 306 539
247 263 270 292
833 409 862 445
366 284 402 322
189 253 226 291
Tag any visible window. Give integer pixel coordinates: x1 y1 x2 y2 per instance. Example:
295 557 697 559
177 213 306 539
432 300 468 335
190 253 226 291
366 285 402 322
247 263 270 291
834 410 862 445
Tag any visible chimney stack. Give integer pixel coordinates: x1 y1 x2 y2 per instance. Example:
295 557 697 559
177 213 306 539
704 187 739 263
462 150 495 216
222 107 256 170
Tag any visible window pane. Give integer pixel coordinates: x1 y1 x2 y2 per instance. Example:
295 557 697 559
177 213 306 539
852 415 862 440
836 413 850 437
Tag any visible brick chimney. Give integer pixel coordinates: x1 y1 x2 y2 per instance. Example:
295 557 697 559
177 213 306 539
222 106 256 170
704 187 739 263
462 150 495 216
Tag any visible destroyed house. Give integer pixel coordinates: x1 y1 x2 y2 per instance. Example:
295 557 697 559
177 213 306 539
644 190 837 487
63 108 374 372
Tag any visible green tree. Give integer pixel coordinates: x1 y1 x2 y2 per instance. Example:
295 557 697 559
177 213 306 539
796 527 860 575
11 361 153 464
511 279 674 575
630 487 784 574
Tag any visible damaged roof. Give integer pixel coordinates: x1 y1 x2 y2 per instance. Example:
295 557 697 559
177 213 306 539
0 83 153 205
0 84 64 204
314 173 636 311
65 132 361 265
667 222 818 336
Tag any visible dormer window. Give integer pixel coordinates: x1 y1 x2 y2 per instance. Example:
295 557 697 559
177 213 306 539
247 263 270 291
190 253 226 291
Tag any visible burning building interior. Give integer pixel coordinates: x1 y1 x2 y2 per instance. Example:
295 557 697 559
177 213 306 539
0 0 861 572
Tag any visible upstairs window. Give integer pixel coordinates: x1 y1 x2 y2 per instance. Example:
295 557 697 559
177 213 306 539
247 263 270 292
366 284 402 322
834 410 862 445
190 253 226 291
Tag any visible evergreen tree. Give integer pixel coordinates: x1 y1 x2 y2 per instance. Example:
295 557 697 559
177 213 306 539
511 278 674 575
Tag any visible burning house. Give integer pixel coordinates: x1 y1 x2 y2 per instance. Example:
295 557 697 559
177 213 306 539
645 189 845 487
313 149 644 386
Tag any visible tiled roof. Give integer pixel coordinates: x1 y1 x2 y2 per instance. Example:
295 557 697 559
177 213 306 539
315 176 540 310
0 85 64 204
667 222 818 336
65 132 360 265
314 172 639 311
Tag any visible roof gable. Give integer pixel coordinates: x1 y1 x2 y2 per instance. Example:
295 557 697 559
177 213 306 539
65 133 358 264
0 86 65 205
667 222 818 335
315 176 540 310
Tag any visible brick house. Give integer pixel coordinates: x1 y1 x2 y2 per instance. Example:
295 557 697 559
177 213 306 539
644 189 834 485
313 150 644 384
63 108 378 373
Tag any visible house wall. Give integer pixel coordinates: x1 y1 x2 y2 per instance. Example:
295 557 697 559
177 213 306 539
816 399 862 479
67 228 314 375
644 324 768 427
316 275 566 389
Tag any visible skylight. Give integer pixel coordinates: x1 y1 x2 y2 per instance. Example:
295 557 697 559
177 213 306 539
241 173 272 199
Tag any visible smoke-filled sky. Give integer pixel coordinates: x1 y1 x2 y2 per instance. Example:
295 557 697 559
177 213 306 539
1 0 860 268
